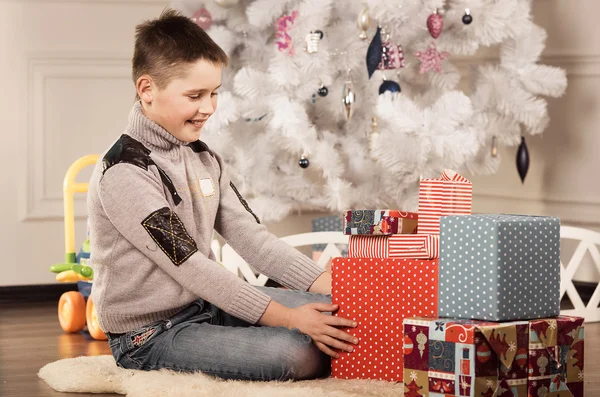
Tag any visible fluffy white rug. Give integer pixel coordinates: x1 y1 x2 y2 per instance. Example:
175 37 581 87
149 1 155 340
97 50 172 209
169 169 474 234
38 355 404 397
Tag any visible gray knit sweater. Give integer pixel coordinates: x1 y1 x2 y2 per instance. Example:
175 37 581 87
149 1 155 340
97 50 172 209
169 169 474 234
87 102 324 333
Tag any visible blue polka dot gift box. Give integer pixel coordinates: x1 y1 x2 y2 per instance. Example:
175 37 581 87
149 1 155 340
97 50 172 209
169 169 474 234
311 215 348 261
439 214 560 322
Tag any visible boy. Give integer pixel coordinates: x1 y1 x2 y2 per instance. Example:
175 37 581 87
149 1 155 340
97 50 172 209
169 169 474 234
87 9 358 381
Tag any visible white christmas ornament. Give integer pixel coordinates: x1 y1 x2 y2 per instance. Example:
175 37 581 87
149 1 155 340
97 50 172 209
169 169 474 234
213 0 239 8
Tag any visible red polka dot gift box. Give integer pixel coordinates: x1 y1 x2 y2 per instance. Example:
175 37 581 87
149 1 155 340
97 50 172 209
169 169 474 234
402 315 584 397
331 258 439 382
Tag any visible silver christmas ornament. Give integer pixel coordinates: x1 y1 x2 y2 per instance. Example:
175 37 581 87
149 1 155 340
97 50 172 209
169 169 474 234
491 135 498 157
342 72 356 121
369 116 379 159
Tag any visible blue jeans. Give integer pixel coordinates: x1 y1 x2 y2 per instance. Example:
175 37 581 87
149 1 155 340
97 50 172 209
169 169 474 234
107 287 332 381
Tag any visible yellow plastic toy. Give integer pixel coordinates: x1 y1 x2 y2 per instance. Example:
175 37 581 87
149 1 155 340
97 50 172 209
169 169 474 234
49 154 106 340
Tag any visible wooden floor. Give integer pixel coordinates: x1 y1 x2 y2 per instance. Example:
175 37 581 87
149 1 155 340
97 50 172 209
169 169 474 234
1 302 599 396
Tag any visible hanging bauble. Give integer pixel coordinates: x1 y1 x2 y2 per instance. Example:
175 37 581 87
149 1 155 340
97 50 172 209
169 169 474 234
298 155 310 168
213 0 239 7
491 136 498 157
378 43 406 70
516 136 530 183
368 116 379 159
427 9 444 39
342 74 356 121
191 8 212 30
304 30 323 53
366 26 383 78
462 9 473 25
379 79 401 94
357 8 371 40
318 84 329 97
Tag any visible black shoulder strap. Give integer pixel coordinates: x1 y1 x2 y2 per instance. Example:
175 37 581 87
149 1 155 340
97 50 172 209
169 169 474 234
103 134 182 206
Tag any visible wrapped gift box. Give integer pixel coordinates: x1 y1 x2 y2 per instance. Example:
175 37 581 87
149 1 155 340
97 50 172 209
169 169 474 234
439 214 560 321
311 215 348 261
348 234 439 259
418 170 472 235
343 210 418 235
331 257 439 382
403 316 584 397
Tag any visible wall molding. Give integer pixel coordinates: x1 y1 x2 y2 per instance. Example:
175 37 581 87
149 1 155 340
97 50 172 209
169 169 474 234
22 56 130 221
455 51 600 225
452 53 600 78
473 193 600 227
20 52 600 223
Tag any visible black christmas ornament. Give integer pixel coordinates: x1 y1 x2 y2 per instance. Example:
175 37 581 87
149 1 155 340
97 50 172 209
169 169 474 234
366 26 383 79
462 9 473 25
318 85 329 97
379 79 401 94
516 136 530 183
298 155 310 168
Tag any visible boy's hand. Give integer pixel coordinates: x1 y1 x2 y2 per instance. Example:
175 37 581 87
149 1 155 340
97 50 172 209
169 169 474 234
286 303 358 358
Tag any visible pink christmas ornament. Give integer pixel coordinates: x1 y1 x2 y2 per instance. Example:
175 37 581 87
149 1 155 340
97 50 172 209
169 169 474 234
191 8 212 30
378 42 406 70
275 10 299 55
414 41 449 74
427 9 444 39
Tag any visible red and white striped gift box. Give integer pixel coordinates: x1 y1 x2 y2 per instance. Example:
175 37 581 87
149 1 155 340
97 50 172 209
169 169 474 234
418 169 472 234
348 234 439 259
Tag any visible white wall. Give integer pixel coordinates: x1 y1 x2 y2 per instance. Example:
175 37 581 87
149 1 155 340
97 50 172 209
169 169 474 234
1 0 598 286
0 0 169 286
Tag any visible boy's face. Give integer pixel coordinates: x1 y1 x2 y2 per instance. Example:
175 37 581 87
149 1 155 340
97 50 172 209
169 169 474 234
140 59 222 142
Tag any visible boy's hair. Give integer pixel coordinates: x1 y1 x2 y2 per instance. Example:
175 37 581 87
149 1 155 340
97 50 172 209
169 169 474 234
132 8 228 99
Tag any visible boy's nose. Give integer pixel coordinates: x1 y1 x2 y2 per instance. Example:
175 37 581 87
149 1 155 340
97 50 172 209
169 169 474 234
198 98 215 116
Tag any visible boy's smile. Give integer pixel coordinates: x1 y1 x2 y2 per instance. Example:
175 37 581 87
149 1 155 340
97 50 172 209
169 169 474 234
138 59 222 142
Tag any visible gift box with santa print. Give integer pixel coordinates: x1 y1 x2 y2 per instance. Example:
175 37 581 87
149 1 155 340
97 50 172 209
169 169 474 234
403 316 584 397
330 257 439 382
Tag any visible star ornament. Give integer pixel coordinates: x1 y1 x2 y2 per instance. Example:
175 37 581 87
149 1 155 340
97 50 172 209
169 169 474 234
414 41 449 74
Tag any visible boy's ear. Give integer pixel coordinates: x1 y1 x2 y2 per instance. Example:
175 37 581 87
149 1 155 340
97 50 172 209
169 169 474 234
136 75 153 104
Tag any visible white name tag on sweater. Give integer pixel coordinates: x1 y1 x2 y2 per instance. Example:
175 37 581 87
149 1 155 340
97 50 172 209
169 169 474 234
199 178 215 197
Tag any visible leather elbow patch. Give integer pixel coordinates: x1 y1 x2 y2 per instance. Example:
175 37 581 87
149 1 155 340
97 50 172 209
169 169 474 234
142 207 197 266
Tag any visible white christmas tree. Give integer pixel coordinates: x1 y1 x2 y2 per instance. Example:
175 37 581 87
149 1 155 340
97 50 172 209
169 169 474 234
171 0 566 222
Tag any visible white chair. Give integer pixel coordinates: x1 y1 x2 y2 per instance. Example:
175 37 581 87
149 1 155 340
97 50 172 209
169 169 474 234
215 226 600 322
560 226 600 322
220 232 349 286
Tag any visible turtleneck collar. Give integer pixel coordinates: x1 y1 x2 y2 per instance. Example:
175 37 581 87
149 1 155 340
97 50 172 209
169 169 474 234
126 101 188 155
